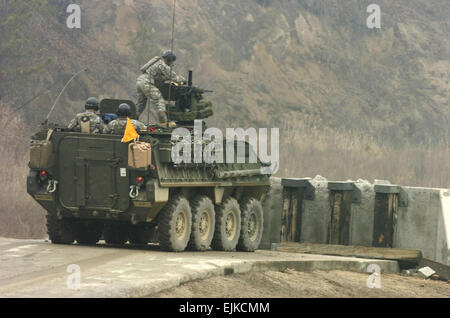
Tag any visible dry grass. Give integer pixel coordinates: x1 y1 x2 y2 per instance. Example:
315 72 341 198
278 116 450 189
0 103 46 238
0 105 448 239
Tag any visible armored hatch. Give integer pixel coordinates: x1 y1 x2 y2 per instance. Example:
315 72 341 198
100 99 137 119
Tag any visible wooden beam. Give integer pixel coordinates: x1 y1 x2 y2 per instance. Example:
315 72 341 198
277 242 422 268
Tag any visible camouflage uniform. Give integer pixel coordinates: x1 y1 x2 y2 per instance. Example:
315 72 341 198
103 117 147 135
68 111 105 133
136 56 185 118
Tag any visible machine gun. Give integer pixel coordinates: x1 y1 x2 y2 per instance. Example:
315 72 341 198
157 71 213 125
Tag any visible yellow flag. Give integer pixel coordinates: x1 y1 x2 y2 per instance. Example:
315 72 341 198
121 117 139 143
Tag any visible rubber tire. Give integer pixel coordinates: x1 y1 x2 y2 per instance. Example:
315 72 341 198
187 196 215 251
104 223 128 245
46 211 75 244
212 197 241 251
237 197 264 252
75 221 103 245
158 195 192 252
128 224 153 245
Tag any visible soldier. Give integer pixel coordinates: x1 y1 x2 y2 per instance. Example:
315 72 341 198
68 97 105 133
103 103 147 135
136 50 185 127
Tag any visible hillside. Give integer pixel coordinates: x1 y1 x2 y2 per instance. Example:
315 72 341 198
1 0 449 143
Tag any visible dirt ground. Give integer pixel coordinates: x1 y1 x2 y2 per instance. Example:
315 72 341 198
153 269 450 298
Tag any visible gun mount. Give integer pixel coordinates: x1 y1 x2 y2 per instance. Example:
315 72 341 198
157 71 213 124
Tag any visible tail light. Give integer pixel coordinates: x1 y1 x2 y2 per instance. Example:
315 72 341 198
136 176 144 186
39 170 48 181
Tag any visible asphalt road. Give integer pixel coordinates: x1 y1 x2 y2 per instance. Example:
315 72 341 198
0 237 398 298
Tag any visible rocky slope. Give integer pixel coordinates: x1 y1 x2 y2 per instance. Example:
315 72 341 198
1 0 449 144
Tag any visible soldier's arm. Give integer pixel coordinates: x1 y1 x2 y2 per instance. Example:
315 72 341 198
138 122 147 131
68 116 78 129
97 122 106 134
158 64 184 82
103 125 111 134
97 117 106 132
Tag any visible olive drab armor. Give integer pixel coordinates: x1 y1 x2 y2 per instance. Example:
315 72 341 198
27 73 270 253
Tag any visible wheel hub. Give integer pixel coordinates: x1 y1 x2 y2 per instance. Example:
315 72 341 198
199 211 210 240
225 212 236 240
248 212 258 241
175 212 186 238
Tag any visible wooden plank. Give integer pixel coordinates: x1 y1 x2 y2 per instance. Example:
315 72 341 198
276 242 422 268
294 189 303 242
289 190 298 242
280 188 291 242
329 191 342 244
340 191 352 245
373 193 397 247
329 191 352 245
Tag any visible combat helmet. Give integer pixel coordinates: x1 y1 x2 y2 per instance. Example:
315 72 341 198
162 50 176 63
117 103 131 117
85 97 99 111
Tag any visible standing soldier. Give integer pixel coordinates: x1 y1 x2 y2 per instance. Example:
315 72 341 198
68 97 105 133
103 103 147 135
136 50 185 127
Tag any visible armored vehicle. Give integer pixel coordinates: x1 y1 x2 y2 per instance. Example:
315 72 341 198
27 73 271 252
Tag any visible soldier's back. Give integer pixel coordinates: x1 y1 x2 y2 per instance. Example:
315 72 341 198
104 118 146 135
68 111 105 133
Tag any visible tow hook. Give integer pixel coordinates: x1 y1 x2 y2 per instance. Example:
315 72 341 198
47 180 58 193
129 185 140 199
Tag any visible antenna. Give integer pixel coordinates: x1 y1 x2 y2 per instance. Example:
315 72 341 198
170 0 176 52
167 0 176 123
44 68 87 124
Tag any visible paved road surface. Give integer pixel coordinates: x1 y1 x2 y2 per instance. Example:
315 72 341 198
0 237 398 297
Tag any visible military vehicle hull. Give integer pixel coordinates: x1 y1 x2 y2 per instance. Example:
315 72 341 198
28 126 270 252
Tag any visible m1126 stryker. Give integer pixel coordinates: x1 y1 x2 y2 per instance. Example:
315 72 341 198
27 72 271 252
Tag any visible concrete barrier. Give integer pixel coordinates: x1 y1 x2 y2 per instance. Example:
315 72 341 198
261 176 450 265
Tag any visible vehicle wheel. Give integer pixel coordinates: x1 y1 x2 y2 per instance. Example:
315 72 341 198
128 224 153 245
187 196 215 251
75 221 103 245
237 197 264 252
104 223 128 245
158 195 192 252
46 211 75 244
212 197 241 251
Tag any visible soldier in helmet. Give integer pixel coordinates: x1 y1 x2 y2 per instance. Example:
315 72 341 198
136 50 185 127
103 103 147 135
68 97 105 133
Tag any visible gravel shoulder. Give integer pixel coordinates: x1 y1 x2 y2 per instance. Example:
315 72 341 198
153 269 450 298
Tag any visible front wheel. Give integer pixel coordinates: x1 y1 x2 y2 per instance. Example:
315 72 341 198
158 195 192 252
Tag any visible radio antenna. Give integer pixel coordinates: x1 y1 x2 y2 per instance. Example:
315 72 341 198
167 0 176 123
44 68 87 124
